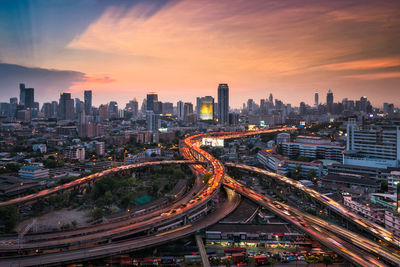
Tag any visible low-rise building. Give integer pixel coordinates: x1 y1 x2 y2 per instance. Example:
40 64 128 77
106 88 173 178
19 165 49 179
64 146 85 162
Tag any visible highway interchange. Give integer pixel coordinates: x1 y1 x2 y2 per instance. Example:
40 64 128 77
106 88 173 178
0 127 399 266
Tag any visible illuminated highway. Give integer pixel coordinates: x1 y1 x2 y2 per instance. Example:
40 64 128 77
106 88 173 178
0 160 204 208
2 127 396 267
223 176 390 267
225 162 400 250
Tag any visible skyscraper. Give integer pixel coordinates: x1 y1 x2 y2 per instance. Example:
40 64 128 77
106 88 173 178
196 96 214 121
326 89 333 113
146 110 160 132
58 93 74 120
19 83 25 105
146 92 158 112
84 90 92 115
177 101 184 120
315 92 319 106
184 102 193 121
217 83 229 124
269 93 273 103
24 88 34 108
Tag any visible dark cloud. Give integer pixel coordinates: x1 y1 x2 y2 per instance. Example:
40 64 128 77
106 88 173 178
0 62 85 103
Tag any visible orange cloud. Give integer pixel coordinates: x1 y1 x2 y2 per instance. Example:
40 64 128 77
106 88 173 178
345 71 400 80
318 57 400 71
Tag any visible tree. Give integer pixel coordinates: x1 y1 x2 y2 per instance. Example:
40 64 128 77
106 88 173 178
322 256 334 266
307 169 317 180
380 180 388 192
305 255 318 266
269 257 278 266
90 208 104 220
0 205 18 233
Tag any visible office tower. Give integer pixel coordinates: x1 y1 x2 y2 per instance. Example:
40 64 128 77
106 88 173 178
217 83 229 124
84 90 92 115
269 93 273 103
315 92 319 106
75 98 84 114
360 96 368 113
196 96 214 121
58 93 75 120
153 101 163 114
24 88 34 108
162 102 173 114
146 92 158 112
51 101 58 118
10 97 17 105
326 89 333 113
42 102 52 118
247 99 254 113
19 83 26 105
228 113 239 125
99 104 108 122
108 101 118 119
300 102 306 115
125 98 139 118
146 110 160 132
184 102 193 121
177 101 184 120
345 119 400 168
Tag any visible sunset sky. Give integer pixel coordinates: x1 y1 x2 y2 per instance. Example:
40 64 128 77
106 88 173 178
0 0 399 108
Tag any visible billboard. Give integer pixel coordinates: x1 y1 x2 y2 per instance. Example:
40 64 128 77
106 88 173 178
200 103 213 120
202 138 224 147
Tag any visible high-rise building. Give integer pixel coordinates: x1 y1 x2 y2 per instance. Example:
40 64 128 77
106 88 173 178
84 90 92 115
58 93 74 120
162 102 173 114
125 99 139 118
345 119 400 168
184 102 193 121
196 96 214 121
10 97 18 105
19 83 25 105
177 101 184 120
24 88 34 108
269 93 273 103
146 92 158 112
326 89 333 113
41 102 52 118
315 92 319 106
99 104 108 122
51 101 58 118
247 99 255 113
146 110 160 132
108 101 118 119
218 83 229 124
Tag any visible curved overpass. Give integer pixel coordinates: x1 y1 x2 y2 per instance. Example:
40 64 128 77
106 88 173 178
225 163 400 250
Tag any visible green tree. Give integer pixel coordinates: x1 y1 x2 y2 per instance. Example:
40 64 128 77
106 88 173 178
305 255 318 266
90 208 104 220
0 205 18 233
269 257 278 266
322 256 334 266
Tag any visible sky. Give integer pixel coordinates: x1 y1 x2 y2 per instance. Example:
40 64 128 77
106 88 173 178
0 0 399 108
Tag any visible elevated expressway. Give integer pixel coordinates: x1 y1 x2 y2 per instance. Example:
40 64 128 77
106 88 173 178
0 160 205 208
1 127 397 266
225 163 400 250
224 176 399 267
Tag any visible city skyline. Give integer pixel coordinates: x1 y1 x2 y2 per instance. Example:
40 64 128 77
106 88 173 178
0 0 400 107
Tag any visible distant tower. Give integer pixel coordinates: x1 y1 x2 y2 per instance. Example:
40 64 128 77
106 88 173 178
146 92 158 112
177 101 184 120
19 83 26 105
269 93 273 103
326 89 334 113
58 93 74 120
84 90 92 115
217 83 229 124
314 92 319 106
